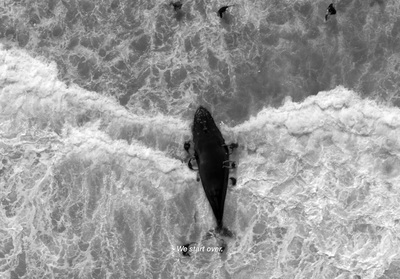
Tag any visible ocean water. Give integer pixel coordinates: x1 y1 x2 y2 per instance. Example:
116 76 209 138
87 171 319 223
1 0 400 278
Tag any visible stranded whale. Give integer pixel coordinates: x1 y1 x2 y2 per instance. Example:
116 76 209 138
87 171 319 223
191 106 236 235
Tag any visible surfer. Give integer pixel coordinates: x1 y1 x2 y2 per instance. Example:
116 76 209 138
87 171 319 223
325 3 336 21
170 1 183 11
187 157 198 170
181 242 196 257
223 143 239 154
184 141 190 153
184 141 200 180
191 106 238 236
217 5 234 18
222 160 236 169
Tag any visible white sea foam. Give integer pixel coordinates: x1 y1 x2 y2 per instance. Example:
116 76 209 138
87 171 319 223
224 86 400 278
1 45 400 278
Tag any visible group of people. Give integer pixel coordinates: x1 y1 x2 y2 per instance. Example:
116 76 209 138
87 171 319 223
170 1 337 22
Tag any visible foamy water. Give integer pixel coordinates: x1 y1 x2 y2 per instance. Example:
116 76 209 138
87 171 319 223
1 45 400 278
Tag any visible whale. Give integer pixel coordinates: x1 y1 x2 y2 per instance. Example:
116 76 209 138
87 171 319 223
191 106 235 236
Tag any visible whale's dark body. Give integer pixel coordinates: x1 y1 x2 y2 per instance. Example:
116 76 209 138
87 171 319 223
192 106 230 230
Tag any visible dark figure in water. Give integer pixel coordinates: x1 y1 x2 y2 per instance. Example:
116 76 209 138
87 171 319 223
184 141 190 153
181 242 196 257
187 157 198 171
192 106 237 236
218 5 234 18
325 3 336 21
170 1 182 11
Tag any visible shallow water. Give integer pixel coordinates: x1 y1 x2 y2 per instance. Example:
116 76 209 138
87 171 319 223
1 0 400 278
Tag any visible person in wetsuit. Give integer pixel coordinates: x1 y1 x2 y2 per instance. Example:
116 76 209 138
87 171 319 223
170 1 182 11
325 3 336 21
218 5 234 18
